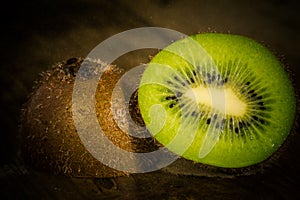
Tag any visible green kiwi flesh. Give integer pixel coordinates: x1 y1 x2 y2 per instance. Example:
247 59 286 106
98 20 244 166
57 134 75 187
138 33 296 168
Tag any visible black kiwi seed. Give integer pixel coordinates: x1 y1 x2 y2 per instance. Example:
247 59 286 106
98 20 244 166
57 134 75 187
190 77 195 83
165 96 177 101
235 127 239 134
221 119 226 126
260 106 266 110
192 111 196 116
229 118 233 129
207 118 211 125
166 96 173 100
252 116 259 121
248 90 255 94
239 122 243 128
258 102 264 106
167 80 173 85
211 75 215 82
242 121 247 127
213 114 218 120
169 103 175 108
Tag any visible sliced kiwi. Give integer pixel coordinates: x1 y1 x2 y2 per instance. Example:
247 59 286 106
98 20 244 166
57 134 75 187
138 33 296 168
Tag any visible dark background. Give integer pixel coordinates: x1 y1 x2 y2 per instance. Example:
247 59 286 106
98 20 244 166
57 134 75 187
1 0 299 199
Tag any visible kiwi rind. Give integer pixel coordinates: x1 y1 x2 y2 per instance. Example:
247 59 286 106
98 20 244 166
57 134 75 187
138 33 296 168
20 57 132 177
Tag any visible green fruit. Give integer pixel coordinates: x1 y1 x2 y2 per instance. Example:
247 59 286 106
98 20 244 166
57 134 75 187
138 33 296 168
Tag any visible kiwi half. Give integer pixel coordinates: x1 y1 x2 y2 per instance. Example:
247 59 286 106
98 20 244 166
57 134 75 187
138 33 296 168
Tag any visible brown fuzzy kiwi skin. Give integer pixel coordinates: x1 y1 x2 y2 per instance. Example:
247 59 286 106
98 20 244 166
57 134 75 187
20 57 132 178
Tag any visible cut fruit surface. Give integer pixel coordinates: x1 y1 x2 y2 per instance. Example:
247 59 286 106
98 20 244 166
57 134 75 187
184 86 247 116
138 33 296 168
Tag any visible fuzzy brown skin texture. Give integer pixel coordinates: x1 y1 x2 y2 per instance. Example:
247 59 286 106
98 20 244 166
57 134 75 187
20 57 131 178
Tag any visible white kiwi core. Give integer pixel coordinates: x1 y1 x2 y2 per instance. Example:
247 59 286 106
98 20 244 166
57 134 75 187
184 86 247 116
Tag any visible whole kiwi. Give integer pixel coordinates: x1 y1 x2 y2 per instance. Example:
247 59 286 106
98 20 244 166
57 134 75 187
20 57 158 177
